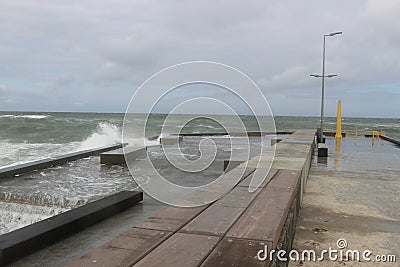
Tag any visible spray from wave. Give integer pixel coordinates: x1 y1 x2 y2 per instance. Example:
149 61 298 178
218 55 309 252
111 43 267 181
78 122 122 150
77 122 158 150
0 121 159 168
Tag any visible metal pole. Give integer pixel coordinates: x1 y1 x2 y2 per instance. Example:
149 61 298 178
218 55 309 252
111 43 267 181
320 35 326 142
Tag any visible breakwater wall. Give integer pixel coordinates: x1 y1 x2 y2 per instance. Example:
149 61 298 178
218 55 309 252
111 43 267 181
0 143 125 179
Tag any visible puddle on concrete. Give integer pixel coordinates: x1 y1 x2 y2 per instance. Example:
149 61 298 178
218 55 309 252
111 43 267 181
291 137 400 266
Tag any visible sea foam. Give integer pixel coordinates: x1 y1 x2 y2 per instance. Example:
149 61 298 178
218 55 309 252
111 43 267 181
0 114 49 119
78 122 122 150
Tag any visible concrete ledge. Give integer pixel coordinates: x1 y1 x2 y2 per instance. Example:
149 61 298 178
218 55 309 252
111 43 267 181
174 131 293 136
100 146 146 165
324 131 346 137
0 143 125 179
0 190 143 266
271 138 282 146
380 135 400 146
223 151 251 171
223 159 244 171
230 131 265 137
159 136 183 145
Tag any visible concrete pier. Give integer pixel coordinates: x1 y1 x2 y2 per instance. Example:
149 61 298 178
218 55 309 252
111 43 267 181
4 130 399 266
64 130 316 267
290 137 400 266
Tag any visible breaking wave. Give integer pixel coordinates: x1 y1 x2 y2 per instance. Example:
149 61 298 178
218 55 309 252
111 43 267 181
0 114 49 119
78 122 122 150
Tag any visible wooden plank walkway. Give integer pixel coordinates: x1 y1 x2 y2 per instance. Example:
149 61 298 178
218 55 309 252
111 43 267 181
66 130 316 267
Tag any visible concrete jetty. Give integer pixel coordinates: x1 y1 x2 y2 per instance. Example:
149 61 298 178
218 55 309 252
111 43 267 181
64 130 316 267
290 137 399 266
5 130 398 266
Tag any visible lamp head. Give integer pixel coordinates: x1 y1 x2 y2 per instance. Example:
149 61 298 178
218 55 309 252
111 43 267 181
328 31 342 36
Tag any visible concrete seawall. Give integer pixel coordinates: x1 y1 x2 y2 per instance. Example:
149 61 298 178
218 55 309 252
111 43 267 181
0 191 143 266
0 143 125 179
380 135 400 146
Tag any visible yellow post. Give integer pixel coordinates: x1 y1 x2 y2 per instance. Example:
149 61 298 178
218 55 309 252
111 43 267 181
335 100 342 139
335 138 341 168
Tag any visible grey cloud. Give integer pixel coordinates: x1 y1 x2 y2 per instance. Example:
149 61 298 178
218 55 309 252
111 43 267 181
0 0 399 116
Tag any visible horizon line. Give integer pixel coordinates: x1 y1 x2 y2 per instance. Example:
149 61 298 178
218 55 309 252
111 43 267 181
0 110 398 119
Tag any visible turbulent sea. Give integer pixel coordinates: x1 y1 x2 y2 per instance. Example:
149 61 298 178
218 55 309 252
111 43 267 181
0 111 399 168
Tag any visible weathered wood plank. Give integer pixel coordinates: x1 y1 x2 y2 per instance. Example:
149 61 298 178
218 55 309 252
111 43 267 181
180 205 245 236
226 187 296 247
66 228 172 267
134 206 207 232
133 233 220 267
201 237 271 267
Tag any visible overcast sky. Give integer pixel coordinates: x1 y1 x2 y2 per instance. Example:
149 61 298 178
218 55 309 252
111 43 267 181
0 0 399 117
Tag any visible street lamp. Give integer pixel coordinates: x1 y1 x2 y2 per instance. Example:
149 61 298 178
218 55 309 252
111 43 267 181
311 31 342 143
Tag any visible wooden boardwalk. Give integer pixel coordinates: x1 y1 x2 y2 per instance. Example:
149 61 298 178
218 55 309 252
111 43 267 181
66 130 316 267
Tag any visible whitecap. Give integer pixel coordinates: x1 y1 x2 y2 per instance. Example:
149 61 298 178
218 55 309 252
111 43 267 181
0 114 49 119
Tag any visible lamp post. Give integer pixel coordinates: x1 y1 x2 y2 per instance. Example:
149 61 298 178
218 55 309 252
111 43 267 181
311 31 342 143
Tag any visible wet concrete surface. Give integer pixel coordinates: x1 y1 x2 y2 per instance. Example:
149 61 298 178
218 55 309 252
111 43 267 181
290 137 400 266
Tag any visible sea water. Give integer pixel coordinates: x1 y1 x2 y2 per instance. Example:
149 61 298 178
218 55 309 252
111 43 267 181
1 111 399 168
0 111 399 235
